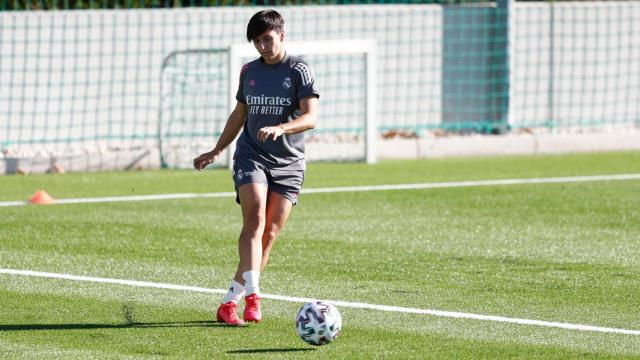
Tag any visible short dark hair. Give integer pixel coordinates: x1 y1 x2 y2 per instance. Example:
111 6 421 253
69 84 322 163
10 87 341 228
246 10 284 42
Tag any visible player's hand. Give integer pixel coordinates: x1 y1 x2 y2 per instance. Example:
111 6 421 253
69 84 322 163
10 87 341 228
257 125 285 142
193 151 218 171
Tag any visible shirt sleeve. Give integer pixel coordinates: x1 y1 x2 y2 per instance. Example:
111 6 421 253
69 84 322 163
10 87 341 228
235 64 249 104
293 61 320 101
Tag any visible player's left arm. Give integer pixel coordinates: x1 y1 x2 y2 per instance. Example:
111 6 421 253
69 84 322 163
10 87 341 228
257 96 318 142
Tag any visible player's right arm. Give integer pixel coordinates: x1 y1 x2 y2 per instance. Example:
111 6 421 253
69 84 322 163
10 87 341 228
193 101 247 171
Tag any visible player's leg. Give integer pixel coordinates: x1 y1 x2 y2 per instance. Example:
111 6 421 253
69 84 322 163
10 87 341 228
217 159 268 325
240 168 300 323
234 182 268 284
217 183 267 325
259 168 302 270
260 190 293 272
235 182 269 323
238 188 292 323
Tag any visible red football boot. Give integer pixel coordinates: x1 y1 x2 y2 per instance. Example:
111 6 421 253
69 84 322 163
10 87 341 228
216 301 245 326
243 293 262 323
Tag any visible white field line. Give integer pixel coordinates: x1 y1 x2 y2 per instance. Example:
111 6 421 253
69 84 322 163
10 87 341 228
1 173 640 208
1 268 639 336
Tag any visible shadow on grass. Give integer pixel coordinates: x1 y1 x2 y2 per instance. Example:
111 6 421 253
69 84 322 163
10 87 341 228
227 348 316 354
0 320 249 331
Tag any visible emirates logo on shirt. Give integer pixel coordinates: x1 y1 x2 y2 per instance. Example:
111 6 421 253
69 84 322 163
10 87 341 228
246 94 292 116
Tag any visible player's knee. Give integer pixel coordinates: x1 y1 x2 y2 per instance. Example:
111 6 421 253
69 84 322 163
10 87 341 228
243 212 265 229
262 226 280 246
241 224 265 243
262 229 276 245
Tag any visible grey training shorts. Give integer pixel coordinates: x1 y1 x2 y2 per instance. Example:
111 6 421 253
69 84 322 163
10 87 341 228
232 156 304 205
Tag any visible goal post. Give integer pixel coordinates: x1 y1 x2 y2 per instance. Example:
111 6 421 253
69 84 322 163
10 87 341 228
229 39 378 166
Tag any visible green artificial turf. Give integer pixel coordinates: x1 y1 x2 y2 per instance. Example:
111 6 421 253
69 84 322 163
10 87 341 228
1 151 640 358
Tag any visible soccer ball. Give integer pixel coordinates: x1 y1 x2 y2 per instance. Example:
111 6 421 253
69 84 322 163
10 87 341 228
295 301 342 346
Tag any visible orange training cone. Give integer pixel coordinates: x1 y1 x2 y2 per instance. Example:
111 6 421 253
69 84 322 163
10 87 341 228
28 190 55 205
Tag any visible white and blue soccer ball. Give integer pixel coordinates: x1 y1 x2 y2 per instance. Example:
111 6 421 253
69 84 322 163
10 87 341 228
295 301 342 346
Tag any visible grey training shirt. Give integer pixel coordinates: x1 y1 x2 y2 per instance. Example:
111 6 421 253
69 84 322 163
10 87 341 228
235 53 319 171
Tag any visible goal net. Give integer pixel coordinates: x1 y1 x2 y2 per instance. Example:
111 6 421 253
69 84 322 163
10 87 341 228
159 49 229 169
159 39 377 169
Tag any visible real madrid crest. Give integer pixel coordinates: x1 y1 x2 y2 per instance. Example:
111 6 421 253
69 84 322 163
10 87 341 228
283 77 292 89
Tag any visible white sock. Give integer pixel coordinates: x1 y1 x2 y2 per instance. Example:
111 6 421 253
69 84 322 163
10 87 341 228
242 270 260 296
222 280 245 304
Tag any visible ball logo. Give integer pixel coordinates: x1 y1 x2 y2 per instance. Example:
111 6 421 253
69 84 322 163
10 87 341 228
237 169 244 180
283 77 291 89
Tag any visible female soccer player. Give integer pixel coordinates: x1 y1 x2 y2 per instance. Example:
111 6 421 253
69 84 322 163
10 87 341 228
193 9 319 325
